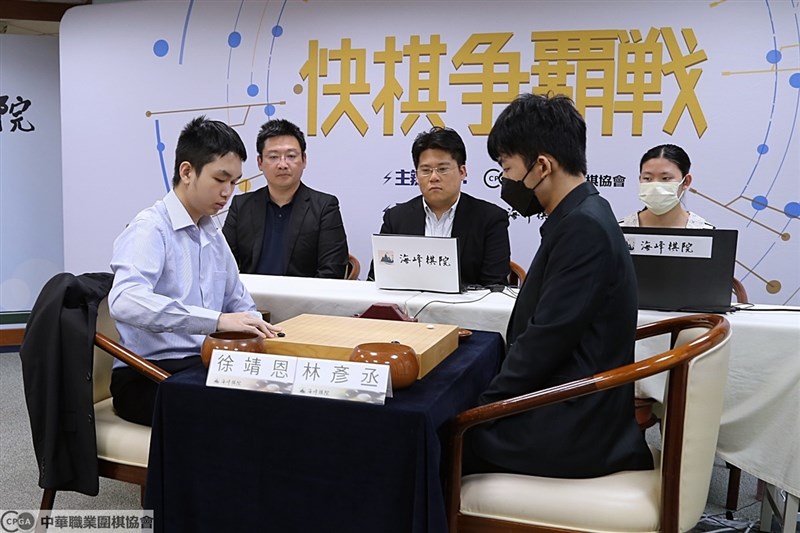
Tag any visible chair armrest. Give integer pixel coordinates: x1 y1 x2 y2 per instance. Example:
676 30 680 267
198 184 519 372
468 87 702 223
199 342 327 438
451 314 726 435
95 332 170 383
453 350 668 438
445 313 729 531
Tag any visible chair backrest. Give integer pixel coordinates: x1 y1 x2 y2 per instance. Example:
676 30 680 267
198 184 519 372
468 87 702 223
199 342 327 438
731 277 748 303
92 298 119 404
345 254 361 280
662 321 731 530
508 261 526 288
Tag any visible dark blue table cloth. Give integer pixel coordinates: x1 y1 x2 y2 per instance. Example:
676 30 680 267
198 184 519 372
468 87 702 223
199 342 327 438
144 330 503 533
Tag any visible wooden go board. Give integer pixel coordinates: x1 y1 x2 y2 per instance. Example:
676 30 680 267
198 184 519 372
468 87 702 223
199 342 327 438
264 314 459 378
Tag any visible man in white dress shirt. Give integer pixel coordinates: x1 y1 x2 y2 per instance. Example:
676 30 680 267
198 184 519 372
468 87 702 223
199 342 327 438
109 116 280 426
368 127 511 286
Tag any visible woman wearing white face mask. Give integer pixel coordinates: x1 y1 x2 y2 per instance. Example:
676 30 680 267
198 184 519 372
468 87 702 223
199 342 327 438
619 144 713 228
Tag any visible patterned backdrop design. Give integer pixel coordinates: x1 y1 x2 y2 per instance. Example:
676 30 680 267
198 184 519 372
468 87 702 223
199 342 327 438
59 0 799 305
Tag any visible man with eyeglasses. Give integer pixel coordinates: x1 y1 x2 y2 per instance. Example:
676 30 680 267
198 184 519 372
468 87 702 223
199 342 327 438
368 126 511 286
223 119 349 278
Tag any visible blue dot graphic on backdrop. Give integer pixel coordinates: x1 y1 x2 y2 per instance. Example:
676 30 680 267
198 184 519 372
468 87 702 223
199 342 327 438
751 195 769 210
247 84 259 97
153 39 169 57
228 32 242 48
790 73 800 89
757 143 769 154
785 202 800 219
157 142 165 152
272 25 283 37
766 49 782 64
264 104 276 117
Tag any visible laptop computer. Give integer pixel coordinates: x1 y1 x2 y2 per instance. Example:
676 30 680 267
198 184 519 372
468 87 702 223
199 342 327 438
621 227 739 313
371 234 462 293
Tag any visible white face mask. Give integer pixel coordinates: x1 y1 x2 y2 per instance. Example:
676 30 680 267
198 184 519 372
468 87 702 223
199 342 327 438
639 179 685 215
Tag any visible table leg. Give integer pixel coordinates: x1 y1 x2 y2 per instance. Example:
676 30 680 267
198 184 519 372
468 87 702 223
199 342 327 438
783 493 799 533
760 483 800 533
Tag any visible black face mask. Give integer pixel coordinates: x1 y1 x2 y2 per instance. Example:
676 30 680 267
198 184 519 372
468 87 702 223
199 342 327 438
500 176 545 217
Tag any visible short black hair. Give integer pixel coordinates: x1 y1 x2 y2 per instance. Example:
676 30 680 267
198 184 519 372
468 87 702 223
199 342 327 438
640 144 691 176
256 119 307 157
487 93 587 176
411 126 467 168
172 116 247 187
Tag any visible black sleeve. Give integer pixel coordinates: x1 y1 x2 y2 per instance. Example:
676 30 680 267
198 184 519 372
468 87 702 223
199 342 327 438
479 215 613 402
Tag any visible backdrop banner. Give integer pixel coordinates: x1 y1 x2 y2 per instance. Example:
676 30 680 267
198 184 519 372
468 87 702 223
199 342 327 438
60 0 800 305
0 34 63 313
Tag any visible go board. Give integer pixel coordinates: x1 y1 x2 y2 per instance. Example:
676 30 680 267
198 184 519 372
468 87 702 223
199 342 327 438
263 314 459 378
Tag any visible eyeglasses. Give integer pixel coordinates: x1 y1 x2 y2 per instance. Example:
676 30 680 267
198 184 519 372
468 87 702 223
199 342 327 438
262 151 301 165
416 166 456 179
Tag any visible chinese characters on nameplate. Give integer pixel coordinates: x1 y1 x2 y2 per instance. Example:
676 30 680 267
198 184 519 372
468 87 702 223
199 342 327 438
371 234 461 293
205 350 392 404
625 233 713 258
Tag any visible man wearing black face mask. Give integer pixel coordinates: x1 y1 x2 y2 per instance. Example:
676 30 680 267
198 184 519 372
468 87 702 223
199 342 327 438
463 94 653 479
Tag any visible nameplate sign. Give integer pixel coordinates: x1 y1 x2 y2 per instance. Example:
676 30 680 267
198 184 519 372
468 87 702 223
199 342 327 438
624 233 713 258
205 349 392 404
372 233 461 293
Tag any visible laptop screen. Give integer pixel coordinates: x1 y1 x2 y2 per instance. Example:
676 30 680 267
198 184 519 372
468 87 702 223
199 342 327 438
621 227 739 313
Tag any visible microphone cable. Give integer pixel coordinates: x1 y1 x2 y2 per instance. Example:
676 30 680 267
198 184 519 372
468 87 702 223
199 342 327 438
411 290 493 320
411 284 518 320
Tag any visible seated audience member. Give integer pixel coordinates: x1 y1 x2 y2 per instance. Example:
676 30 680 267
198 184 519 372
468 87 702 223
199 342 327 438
109 116 280 426
368 126 511 286
463 94 653 478
619 144 713 228
223 119 349 278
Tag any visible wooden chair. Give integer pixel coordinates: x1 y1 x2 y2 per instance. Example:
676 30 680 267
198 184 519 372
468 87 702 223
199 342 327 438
508 261 527 288
447 313 731 533
731 277 747 306
635 276 751 511
345 254 361 280
40 299 170 511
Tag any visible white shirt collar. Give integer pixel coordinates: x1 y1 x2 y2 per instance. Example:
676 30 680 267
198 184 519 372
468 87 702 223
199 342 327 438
164 189 217 234
422 193 460 221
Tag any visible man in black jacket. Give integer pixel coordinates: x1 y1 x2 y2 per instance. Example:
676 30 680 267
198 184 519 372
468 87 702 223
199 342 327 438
368 127 511 286
223 119 349 278
463 94 653 478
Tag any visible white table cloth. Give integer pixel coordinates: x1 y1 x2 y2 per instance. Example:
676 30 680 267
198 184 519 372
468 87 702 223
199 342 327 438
241 275 800 501
241 274 421 323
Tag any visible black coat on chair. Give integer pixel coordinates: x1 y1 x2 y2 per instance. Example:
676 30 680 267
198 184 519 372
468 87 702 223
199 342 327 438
20 272 113 496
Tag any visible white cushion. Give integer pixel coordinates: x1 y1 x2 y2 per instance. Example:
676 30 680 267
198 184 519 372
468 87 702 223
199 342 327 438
460 450 661 533
94 398 151 468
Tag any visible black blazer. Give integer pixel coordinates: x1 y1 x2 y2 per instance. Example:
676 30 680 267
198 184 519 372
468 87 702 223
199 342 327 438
223 183 349 278
368 193 511 286
467 182 653 478
20 272 114 496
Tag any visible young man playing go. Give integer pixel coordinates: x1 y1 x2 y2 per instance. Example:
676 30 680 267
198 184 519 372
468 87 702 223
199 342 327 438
109 116 280 426
464 94 653 478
